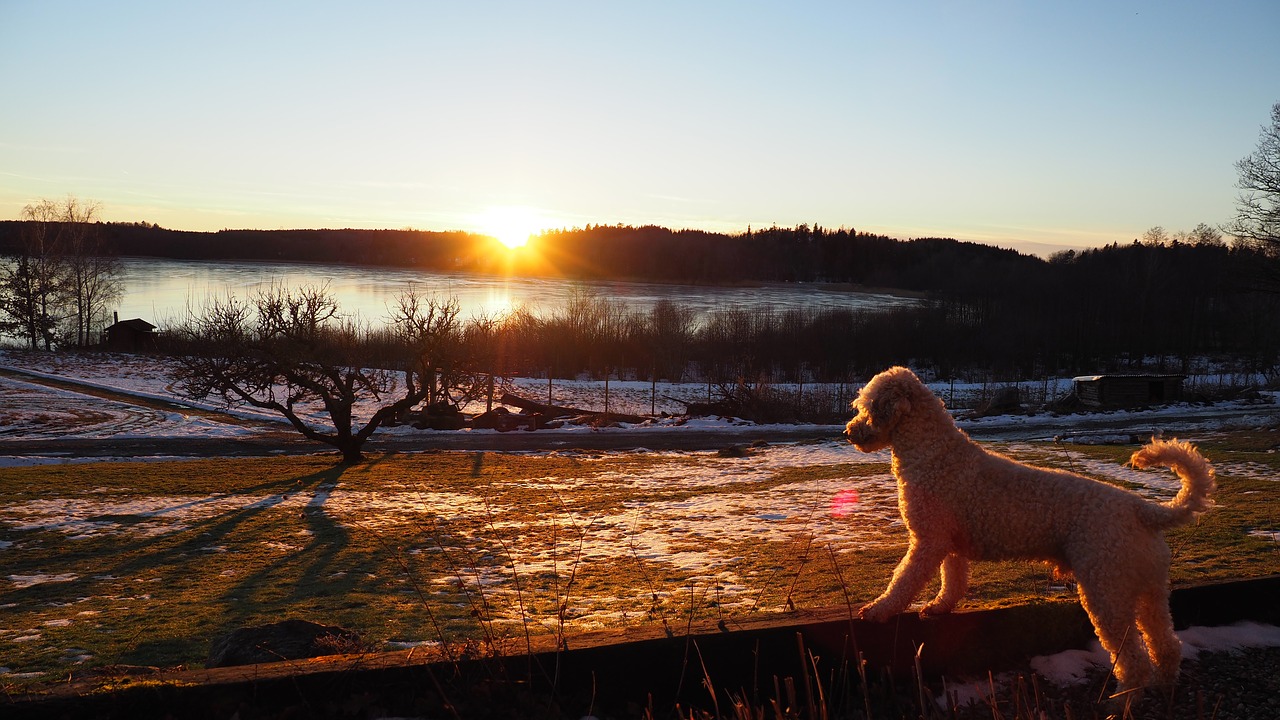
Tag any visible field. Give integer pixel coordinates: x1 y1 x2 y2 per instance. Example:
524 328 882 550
3 433 1279 690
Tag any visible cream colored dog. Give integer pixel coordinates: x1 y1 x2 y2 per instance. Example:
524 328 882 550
844 366 1215 690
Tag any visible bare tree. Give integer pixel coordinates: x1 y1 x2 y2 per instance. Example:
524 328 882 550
169 284 472 464
0 250 51 348
386 287 492 410
0 196 122 349
647 298 697 381
0 200 70 349
1187 222 1225 247
1229 102 1280 251
58 198 122 346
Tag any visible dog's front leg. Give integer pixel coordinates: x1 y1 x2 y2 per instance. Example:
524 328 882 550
922 553 969 616
859 541 948 622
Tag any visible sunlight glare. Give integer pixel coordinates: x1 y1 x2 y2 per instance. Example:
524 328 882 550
479 289 515 318
478 206 547 249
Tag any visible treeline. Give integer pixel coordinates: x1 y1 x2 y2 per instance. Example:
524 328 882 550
0 220 1040 290
5 220 1279 378
447 240 1280 385
347 239 1280 386
0 222 482 271
531 224 1041 290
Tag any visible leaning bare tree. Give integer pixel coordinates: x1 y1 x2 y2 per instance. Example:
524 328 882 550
1230 102 1280 254
169 284 472 463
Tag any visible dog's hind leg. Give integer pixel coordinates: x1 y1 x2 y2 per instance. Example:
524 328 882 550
1078 576 1153 692
860 539 949 622
1136 584 1182 686
922 553 969 616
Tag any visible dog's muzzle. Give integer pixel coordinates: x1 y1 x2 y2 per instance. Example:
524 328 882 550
844 418 871 445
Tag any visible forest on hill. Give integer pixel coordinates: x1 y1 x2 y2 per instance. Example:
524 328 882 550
2 220 1278 379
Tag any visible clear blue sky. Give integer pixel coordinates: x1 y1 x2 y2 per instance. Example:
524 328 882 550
2 1 1277 256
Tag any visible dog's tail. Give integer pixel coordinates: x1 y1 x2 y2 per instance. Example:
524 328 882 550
1130 438 1216 529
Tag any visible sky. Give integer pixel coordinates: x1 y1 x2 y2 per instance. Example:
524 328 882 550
2 1 1278 257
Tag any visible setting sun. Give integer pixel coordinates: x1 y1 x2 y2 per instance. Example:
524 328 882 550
478 206 548 249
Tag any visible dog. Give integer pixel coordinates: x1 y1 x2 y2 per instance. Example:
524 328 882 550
843 366 1215 690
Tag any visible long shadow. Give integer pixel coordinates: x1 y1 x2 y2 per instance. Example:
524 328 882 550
215 465 362 622
0 465 360 663
3 468 330 594
1 458 509 671
0 461 373 671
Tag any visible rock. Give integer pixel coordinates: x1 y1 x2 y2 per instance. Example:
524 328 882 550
419 413 467 430
717 444 749 458
471 407 527 431
207 619 361 668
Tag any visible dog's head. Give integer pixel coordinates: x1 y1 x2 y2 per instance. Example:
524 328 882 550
844 366 921 452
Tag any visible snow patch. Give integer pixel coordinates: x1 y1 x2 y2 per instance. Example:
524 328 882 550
945 623 1280 709
1249 529 1280 544
7 573 78 589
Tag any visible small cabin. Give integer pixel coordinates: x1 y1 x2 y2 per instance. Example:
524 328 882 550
103 317 157 352
1072 374 1184 408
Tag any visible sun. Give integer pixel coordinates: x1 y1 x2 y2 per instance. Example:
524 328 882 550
478 206 545 249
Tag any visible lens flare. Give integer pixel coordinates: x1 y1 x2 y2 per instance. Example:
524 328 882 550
830 488 860 517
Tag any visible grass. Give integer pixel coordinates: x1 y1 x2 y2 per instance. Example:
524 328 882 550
1 434 1278 693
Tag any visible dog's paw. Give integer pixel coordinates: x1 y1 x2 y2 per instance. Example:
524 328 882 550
920 600 954 617
858 601 892 623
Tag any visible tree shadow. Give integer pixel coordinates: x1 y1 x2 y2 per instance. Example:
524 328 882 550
1 458 514 672
0 464 380 671
210 464 360 627
22 466 363 646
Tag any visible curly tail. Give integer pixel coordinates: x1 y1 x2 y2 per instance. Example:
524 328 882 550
1130 438 1216 530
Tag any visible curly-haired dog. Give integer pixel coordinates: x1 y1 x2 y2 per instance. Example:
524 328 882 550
844 366 1215 690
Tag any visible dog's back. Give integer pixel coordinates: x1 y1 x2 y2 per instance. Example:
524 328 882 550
901 446 1155 562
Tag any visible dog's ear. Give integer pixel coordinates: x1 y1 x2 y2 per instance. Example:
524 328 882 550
870 389 912 426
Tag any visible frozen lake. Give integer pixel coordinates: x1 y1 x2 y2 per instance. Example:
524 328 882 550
115 257 918 326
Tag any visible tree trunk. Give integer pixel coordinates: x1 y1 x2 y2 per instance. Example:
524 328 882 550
497 392 647 424
337 440 365 465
